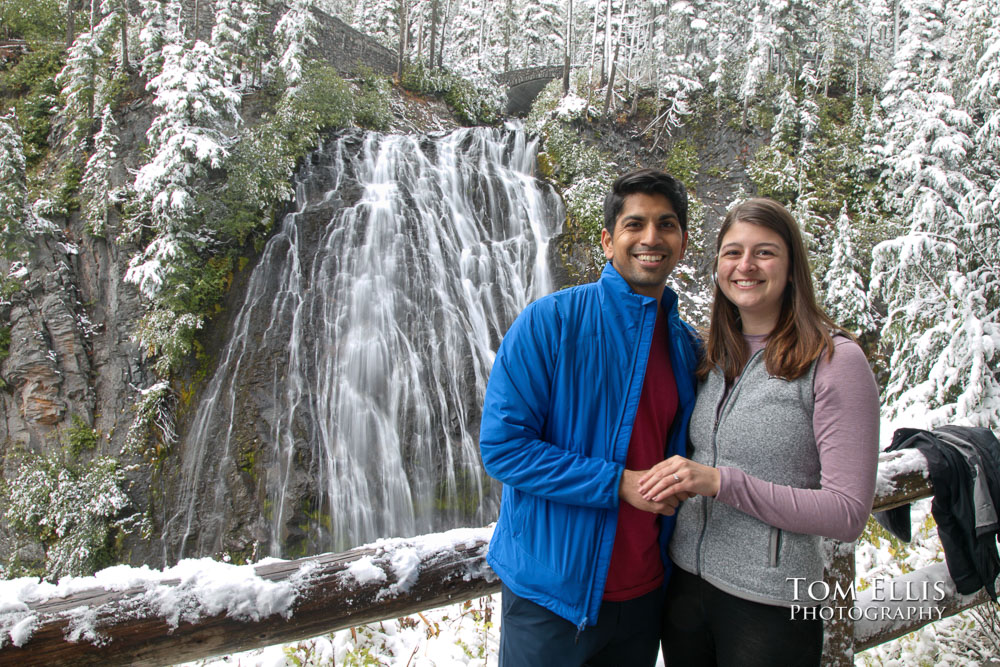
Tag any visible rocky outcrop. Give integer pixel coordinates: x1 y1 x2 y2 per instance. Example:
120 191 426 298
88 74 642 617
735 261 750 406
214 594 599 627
2 239 93 443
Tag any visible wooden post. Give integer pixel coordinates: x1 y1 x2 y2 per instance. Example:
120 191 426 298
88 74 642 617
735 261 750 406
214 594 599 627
821 539 856 665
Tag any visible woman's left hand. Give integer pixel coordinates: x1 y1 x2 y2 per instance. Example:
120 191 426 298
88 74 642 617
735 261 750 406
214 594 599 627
638 456 721 502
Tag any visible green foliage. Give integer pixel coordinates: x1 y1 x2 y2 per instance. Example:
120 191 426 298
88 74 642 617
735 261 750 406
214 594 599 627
747 142 799 201
354 67 393 131
563 175 613 246
3 452 145 578
540 121 615 188
662 138 701 191
0 0 64 42
0 325 10 361
56 159 83 213
99 66 136 113
134 308 204 377
215 62 357 245
0 43 64 168
401 62 501 126
124 381 176 462
160 254 234 318
526 78 568 130
66 414 99 456
534 118 616 245
287 62 356 132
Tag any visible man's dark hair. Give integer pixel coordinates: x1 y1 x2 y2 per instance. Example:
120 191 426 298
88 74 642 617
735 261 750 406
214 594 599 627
603 168 688 234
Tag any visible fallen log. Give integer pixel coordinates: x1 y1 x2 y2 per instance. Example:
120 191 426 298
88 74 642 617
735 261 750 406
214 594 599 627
0 527 498 667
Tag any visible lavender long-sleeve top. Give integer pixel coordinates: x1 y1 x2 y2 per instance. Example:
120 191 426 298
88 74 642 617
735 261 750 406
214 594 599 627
714 334 881 542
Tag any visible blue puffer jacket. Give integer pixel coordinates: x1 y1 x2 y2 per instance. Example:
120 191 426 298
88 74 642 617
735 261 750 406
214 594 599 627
480 263 699 629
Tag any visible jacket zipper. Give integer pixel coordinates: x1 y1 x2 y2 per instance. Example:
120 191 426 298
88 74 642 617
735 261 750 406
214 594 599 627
694 349 764 574
584 299 657 632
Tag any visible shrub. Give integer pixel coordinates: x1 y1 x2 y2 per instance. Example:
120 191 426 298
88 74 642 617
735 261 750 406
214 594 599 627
354 67 393 131
401 62 502 125
133 308 204 377
3 453 144 578
663 138 700 191
67 414 99 456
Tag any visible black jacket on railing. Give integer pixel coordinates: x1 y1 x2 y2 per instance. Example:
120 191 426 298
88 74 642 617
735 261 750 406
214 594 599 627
875 425 1000 601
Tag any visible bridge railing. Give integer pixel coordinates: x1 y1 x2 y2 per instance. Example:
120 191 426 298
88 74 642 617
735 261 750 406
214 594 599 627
0 450 992 666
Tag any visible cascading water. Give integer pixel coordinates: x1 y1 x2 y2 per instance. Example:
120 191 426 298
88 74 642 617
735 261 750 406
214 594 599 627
163 124 562 561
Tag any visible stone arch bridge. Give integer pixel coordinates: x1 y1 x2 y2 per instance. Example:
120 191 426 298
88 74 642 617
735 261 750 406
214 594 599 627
306 6 566 116
496 66 567 115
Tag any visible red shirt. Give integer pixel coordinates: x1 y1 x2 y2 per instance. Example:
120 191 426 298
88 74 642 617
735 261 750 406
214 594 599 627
603 313 679 601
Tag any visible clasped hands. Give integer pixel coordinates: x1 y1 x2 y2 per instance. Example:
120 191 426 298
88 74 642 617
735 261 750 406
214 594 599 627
619 456 721 516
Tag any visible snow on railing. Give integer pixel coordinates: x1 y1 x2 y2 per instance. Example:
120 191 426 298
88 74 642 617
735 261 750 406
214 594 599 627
0 528 497 666
821 447 996 664
0 451 992 666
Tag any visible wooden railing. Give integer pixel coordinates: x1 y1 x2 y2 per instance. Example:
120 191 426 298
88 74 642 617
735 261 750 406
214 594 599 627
820 447 996 663
0 450 992 666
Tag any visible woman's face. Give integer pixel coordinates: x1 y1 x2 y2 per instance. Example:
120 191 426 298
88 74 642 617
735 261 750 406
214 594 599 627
717 221 790 335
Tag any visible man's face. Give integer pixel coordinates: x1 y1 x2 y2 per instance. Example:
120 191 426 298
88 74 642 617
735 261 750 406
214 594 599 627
601 192 688 300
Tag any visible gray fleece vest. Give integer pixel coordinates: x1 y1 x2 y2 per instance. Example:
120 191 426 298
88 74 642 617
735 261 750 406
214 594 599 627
669 350 823 607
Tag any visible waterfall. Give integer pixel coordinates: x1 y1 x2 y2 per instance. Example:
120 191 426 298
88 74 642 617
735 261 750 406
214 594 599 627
164 124 562 561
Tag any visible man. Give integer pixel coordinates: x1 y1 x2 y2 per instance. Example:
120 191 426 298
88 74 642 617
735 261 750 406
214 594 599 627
480 168 700 666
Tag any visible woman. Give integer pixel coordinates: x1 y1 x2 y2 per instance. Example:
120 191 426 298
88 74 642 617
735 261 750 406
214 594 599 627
637 198 880 665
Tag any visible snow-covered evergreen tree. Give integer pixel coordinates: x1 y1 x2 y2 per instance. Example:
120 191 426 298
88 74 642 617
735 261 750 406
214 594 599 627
275 0 321 84
965 1 1000 217
138 0 177 80
128 39 241 298
520 0 563 66
80 105 123 237
211 0 250 87
0 114 28 257
98 0 131 70
56 28 103 134
824 206 876 336
352 0 400 50
871 0 1000 426
747 77 800 200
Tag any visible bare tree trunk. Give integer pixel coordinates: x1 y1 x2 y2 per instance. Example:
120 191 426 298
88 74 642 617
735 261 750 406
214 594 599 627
397 0 409 79
120 8 129 70
438 0 451 68
193 0 199 41
600 0 612 86
587 0 599 99
65 0 78 48
416 16 423 64
503 0 513 72
892 0 899 58
563 0 573 93
477 0 486 72
603 39 620 118
428 0 439 68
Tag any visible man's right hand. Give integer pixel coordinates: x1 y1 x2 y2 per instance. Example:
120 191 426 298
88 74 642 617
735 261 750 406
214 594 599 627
619 469 683 515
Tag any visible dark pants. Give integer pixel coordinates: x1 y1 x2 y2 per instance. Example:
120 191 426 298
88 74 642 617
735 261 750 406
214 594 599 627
662 568 823 667
498 583 663 667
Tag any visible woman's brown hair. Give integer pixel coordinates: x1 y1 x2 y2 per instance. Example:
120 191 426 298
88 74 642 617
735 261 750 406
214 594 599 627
699 198 850 383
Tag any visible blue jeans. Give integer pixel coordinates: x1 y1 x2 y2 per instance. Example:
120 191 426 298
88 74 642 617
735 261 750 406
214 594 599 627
498 583 663 667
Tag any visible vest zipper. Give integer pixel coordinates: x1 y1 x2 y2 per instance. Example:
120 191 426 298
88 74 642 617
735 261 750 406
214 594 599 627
694 349 765 574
